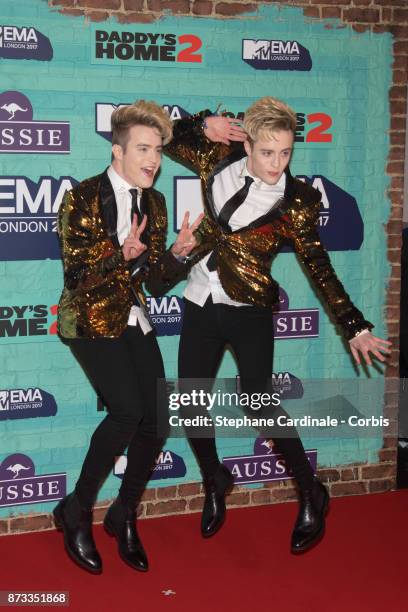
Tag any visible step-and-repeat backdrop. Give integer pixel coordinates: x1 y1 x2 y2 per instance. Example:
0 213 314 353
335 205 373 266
0 0 391 516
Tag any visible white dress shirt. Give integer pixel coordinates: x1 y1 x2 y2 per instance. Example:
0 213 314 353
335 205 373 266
107 165 152 334
184 157 286 307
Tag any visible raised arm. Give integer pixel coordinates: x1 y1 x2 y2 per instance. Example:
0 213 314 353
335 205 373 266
164 111 246 176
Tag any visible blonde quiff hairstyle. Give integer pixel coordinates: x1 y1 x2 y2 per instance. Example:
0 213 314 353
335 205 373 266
243 96 297 143
111 99 173 150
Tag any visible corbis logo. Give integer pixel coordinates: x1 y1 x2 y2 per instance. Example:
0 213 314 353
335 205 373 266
0 387 57 421
223 438 317 485
242 38 312 71
0 304 58 344
274 289 319 340
95 102 190 142
0 91 70 154
147 295 184 337
0 25 53 61
114 450 186 481
93 29 203 65
0 453 66 508
0 175 76 261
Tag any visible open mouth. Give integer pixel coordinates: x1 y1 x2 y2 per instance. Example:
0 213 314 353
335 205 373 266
142 168 155 178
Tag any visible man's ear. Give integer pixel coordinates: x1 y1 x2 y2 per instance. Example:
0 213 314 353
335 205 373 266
244 139 252 157
112 144 123 161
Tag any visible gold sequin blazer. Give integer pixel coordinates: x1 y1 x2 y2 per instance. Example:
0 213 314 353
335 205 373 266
57 170 185 339
164 112 373 340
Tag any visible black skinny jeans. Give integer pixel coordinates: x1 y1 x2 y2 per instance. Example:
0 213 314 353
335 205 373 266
67 325 168 509
178 297 315 490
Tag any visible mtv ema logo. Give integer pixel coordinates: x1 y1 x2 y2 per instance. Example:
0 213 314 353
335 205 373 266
0 25 53 61
0 91 70 153
0 453 66 508
147 295 185 337
295 176 364 252
0 387 57 421
237 371 304 400
114 450 187 481
242 39 312 71
0 175 77 261
223 438 317 485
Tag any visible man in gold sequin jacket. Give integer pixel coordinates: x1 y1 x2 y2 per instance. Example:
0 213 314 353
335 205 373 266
54 101 200 575
162 97 391 553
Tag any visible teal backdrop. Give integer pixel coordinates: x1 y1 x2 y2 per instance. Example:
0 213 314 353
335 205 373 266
0 0 392 517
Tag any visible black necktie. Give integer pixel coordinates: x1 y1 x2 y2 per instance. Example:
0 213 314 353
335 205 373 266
129 188 143 225
207 175 254 271
128 189 151 324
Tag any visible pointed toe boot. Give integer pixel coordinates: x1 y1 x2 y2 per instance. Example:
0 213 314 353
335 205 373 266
104 497 148 572
201 464 234 538
291 478 329 554
53 492 102 574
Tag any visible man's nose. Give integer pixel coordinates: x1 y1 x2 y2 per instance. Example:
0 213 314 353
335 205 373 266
148 150 160 164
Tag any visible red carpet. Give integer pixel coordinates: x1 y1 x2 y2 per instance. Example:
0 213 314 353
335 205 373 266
1 491 407 612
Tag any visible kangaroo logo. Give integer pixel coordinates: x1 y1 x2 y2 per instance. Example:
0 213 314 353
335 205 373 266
0 454 66 508
0 102 28 120
0 91 33 123
260 439 274 455
0 91 70 155
6 463 31 478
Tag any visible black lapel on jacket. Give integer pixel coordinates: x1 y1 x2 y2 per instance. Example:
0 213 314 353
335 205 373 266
139 188 151 243
206 153 297 234
205 145 247 221
99 168 120 249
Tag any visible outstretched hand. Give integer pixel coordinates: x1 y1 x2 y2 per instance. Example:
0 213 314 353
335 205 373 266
171 211 205 258
203 116 247 145
349 332 392 366
122 214 148 261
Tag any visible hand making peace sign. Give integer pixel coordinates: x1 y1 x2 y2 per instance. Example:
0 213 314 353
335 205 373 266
171 211 205 258
122 213 148 261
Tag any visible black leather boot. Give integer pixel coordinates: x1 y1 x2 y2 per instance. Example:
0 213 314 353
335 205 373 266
291 477 329 553
53 492 102 574
201 464 234 538
104 497 148 572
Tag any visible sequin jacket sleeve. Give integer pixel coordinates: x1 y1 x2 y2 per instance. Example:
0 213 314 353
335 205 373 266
144 191 188 297
164 110 233 178
58 187 127 293
290 191 374 341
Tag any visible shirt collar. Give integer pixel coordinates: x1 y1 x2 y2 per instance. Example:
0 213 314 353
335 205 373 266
107 165 142 197
239 157 286 191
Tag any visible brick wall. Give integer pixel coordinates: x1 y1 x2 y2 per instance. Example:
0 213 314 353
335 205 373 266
0 0 403 535
0 460 398 534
